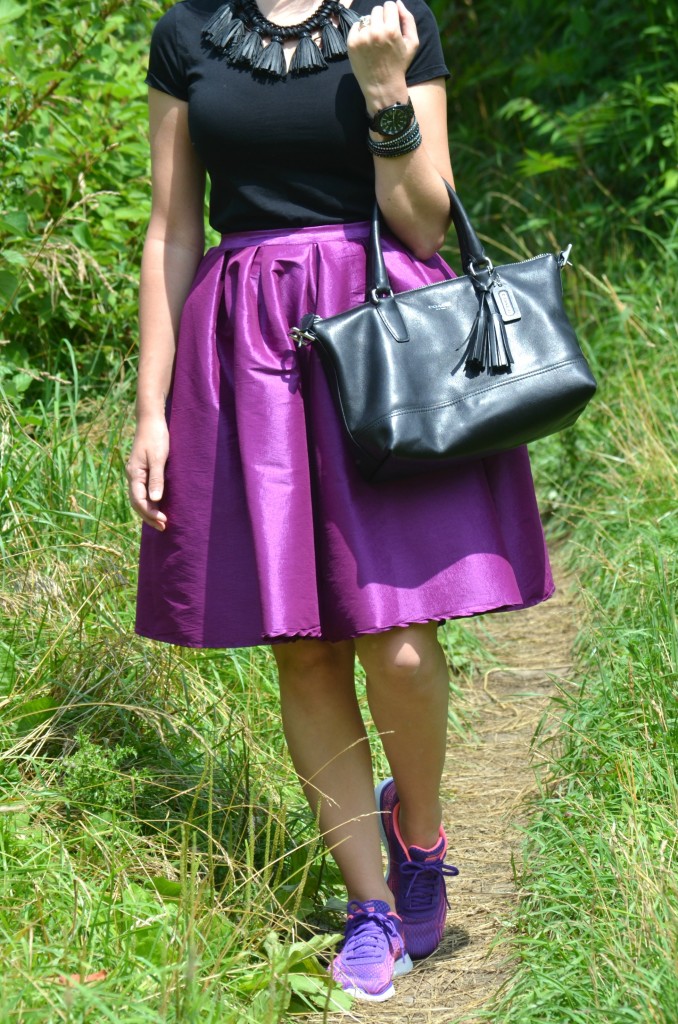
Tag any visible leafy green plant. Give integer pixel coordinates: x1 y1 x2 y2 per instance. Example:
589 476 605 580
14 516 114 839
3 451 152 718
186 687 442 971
0 0 156 391
433 0 678 246
56 729 149 816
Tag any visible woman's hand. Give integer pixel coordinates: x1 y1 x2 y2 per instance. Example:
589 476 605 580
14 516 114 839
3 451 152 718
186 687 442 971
126 415 170 531
347 0 419 113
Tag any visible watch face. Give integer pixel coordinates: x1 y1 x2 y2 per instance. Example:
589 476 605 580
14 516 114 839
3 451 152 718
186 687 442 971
379 105 412 136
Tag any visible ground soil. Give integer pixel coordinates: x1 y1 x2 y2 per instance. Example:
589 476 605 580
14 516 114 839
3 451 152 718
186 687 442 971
323 562 578 1024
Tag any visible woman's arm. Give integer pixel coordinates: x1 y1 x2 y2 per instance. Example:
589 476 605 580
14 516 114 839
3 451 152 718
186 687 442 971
126 88 206 531
348 0 453 260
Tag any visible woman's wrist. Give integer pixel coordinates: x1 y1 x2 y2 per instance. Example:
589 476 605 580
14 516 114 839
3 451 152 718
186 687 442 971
362 79 409 120
135 399 169 422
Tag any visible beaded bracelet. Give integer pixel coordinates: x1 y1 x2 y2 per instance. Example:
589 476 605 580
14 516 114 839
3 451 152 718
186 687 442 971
367 118 420 151
367 118 422 158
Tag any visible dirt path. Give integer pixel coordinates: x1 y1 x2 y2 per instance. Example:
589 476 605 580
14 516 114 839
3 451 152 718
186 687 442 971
325 562 577 1023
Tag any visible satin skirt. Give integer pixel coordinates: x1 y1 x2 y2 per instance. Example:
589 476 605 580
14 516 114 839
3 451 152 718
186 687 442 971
135 222 554 648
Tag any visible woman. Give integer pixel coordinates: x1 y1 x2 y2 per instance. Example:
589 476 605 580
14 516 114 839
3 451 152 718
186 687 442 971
127 0 553 1002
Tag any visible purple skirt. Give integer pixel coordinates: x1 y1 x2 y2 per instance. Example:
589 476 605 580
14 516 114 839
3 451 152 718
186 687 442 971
136 222 554 648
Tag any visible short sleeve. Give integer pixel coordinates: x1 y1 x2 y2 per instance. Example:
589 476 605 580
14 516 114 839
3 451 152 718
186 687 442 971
405 0 449 86
145 5 189 102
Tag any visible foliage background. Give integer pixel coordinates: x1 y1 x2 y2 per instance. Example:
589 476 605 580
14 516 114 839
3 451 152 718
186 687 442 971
1 0 677 1021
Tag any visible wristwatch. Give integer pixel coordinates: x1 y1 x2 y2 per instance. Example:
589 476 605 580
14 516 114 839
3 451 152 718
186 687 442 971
367 97 415 137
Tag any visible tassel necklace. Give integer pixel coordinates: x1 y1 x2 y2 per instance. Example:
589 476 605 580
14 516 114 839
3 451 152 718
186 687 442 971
202 0 360 80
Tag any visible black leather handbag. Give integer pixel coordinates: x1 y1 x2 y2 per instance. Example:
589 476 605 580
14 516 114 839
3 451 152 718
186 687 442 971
292 181 597 483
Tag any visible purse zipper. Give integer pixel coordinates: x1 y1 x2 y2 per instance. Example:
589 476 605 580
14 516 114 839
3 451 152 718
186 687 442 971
290 248 573 344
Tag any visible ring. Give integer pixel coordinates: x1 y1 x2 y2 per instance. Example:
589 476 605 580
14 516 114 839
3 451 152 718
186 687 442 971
358 15 371 27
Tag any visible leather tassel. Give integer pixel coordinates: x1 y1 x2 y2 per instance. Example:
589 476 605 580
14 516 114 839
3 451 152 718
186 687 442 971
212 16 245 51
488 311 512 370
253 34 286 77
465 294 514 373
464 296 489 371
336 5 360 39
321 19 348 59
230 28 264 67
202 2 235 41
290 32 328 75
487 312 500 370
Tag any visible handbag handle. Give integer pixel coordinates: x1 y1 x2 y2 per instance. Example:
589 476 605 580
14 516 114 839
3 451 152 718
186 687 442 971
369 179 490 299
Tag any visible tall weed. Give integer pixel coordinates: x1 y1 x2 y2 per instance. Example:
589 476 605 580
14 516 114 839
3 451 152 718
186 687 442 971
485 253 678 1022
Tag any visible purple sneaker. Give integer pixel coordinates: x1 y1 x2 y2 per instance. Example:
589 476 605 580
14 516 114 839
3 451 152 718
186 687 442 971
375 778 459 959
331 899 413 1001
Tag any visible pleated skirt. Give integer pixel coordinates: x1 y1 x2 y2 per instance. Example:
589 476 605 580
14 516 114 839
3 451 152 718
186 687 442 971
135 221 554 648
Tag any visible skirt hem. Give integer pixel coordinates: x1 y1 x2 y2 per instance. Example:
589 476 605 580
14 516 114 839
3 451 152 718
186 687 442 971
134 583 556 650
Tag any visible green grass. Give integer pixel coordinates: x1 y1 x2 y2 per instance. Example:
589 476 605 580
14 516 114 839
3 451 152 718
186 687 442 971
0 372 479 1022
0 378 349 1022
479 247 678 1024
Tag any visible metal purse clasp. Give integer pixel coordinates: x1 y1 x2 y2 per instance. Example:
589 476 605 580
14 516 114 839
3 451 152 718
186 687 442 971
290 325 315 347
290 313 321 347
558 244 573 269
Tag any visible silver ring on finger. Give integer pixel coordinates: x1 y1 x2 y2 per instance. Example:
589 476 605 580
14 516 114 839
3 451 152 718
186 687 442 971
358 15 371 28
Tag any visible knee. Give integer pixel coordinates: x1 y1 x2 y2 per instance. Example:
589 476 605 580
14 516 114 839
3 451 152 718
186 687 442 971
390 639 426 683
357 626 444 689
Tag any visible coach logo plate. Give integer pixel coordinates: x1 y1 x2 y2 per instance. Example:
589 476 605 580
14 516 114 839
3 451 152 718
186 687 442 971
492 284 521 323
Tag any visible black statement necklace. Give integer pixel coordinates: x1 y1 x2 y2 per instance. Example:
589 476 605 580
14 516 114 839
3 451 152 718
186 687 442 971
202 0 360 80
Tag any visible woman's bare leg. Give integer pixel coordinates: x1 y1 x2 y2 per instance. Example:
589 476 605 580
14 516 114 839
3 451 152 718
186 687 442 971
273 638 392 906
355 622 449 850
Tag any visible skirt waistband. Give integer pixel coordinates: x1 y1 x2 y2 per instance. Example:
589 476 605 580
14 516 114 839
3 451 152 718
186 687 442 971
219 220 371 251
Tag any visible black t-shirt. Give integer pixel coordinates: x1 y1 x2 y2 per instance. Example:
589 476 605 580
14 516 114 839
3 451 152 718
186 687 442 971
146 0 449 234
